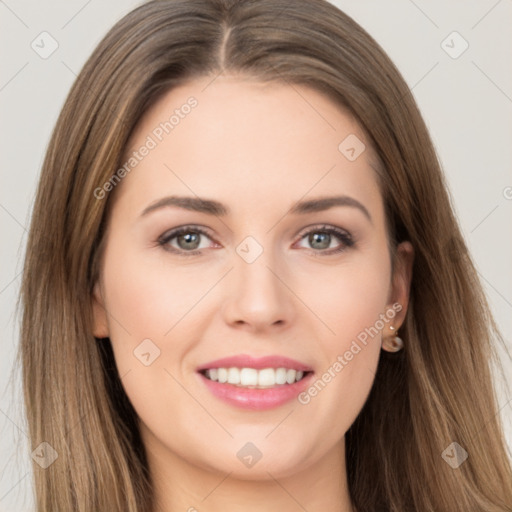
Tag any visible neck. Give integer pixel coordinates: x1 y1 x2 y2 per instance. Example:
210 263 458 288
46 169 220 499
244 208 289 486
144 431 354 512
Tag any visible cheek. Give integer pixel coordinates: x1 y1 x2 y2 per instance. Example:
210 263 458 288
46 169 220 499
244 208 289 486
101 242 217 341
99 245 202 434
99 240 226 406
295 248 391 344
293 248 390 418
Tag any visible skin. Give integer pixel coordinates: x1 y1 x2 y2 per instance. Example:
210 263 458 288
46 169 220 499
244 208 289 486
92 75 414 512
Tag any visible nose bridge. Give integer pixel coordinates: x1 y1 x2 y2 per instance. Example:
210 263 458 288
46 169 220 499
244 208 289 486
222 232 294 329
235 233 283 300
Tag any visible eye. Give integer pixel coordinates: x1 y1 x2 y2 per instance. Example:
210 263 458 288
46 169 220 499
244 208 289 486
157 226 217 255
295 224 354 255
157 224 354 256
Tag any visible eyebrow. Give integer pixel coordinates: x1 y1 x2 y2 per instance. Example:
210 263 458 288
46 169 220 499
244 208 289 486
140 194 372 222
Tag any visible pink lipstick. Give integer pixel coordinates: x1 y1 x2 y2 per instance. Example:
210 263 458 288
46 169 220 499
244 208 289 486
197 354 314 410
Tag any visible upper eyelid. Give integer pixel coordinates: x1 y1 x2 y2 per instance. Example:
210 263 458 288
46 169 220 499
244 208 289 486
296 223 351 238
159 224 213 240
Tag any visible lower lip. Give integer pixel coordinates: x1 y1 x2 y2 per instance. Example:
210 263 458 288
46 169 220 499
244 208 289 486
198 371 314 410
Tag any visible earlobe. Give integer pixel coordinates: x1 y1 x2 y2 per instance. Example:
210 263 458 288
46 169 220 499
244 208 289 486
382 242 413 352
91 282 109 338
382 324 405 352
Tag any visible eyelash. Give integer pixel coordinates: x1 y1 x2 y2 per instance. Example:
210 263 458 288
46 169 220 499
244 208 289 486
157 224 355 257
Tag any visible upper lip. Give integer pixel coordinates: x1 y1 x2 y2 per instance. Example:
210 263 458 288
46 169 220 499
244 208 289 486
197 354 313 372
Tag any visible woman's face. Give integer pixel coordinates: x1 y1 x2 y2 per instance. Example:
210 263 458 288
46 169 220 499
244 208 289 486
93 75 412 480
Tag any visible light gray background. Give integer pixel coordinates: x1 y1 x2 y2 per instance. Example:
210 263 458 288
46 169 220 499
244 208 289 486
1 1 511 510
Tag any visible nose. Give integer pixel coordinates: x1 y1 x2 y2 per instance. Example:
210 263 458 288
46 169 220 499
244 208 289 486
221 248 296 333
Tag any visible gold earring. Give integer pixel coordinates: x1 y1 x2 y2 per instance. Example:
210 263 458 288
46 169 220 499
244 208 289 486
386 325 404 352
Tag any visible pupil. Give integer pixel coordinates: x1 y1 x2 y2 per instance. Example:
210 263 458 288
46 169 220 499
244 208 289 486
310 232 330 250
178 232 200 250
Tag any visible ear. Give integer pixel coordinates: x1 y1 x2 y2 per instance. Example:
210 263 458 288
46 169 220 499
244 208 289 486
382 241 414 351
91 281 110 338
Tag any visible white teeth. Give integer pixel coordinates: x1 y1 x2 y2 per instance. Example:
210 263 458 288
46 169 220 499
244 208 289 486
217 368 228 383
275 367 287 385
286 369 297 384
240 368 258 386
258 368 276 387
204 367 308 388
227 367 239 384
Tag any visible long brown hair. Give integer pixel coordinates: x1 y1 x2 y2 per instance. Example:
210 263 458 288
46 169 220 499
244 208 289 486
20 0 512 510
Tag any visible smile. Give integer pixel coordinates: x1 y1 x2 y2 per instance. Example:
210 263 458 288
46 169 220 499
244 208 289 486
200 367 310 388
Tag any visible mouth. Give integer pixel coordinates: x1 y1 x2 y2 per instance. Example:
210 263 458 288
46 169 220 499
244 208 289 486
196 354 315 410
198 367 313 389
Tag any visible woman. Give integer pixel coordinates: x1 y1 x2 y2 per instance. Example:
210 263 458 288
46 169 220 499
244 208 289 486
20 0 512 510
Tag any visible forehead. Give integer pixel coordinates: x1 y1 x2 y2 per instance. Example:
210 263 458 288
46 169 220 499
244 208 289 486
116 75 383 222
